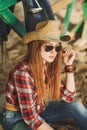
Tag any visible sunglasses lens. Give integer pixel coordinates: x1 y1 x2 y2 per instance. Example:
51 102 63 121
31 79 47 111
45 46 53 52
44 45 62 52
56 46 62 52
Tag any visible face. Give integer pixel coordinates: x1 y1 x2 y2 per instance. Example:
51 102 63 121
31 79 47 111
40 41 62 64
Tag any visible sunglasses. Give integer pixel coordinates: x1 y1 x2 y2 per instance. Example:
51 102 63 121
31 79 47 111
44 45 62 52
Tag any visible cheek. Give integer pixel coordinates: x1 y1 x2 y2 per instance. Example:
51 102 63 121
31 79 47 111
40 50 48 60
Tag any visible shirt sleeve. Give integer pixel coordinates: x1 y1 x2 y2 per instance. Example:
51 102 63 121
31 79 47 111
60 81 76 102
14 70 45 130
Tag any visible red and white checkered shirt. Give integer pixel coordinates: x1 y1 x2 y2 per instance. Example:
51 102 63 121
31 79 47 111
6 62 76 130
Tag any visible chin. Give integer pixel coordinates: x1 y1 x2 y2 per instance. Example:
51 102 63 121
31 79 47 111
47 59 54 63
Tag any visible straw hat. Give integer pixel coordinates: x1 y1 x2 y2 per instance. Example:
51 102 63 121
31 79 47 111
23 20 71 44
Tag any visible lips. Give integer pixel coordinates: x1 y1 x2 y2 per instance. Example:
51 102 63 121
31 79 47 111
49 56 55 59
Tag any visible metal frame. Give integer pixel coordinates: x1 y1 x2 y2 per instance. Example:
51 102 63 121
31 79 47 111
0 0 86 38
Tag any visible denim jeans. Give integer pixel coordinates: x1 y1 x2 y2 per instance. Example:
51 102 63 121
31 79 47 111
3 100 87 130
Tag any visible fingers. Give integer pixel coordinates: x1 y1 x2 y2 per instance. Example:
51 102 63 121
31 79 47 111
62 48 76 65
62 48 75 57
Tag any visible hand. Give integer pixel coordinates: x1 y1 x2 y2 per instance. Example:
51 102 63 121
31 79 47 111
37 122 54 130
62 48 76 65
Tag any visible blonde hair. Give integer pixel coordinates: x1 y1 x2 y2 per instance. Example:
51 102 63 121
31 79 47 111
22 40 62 104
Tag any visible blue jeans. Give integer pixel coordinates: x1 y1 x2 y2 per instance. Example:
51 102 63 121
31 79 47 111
3 100 87 130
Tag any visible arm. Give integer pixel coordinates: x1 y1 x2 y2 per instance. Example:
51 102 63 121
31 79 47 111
14 70 54 130
60 48 76 102
62 47 76 92
65 72 75 92
37 122 54 130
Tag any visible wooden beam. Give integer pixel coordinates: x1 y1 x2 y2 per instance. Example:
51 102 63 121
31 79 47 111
52 0 72 13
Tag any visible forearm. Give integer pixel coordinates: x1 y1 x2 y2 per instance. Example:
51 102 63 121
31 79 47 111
65 72 75 92
37 122 54 130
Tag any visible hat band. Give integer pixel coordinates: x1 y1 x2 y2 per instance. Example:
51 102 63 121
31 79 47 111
35 31 60 41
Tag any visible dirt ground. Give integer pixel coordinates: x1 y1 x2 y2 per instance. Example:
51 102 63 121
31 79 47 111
0 0 87 130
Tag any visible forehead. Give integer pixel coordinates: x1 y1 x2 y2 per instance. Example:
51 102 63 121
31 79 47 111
44 41 61 46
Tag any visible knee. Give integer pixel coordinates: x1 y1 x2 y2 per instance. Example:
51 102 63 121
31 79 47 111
71 100 86 113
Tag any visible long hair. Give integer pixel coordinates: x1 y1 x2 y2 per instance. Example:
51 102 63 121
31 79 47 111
22 40 62 103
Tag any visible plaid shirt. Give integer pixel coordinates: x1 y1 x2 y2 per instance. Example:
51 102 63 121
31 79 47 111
6 62 76 130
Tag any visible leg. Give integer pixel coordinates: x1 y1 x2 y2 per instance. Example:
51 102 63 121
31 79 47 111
11 120 32 130
40 100 87 130
2 110 32 130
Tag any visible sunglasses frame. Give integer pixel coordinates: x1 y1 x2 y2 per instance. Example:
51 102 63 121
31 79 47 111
44 45 62 53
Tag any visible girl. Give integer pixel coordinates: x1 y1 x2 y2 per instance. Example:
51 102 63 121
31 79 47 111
3 20 87 130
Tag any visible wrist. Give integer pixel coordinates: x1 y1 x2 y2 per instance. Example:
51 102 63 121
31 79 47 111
65 65 76 73
64 63 73 66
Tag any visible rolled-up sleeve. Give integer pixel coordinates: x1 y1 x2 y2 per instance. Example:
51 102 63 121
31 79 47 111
14 70 45 130
60 82 76 102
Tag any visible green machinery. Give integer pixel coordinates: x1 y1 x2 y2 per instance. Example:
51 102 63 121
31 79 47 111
0 0 26 37
0 0 87 38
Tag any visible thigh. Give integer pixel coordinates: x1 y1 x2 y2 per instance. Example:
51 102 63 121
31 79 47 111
3 110 22 130
11 120 32 130
40 100 75 123
3 110 32 130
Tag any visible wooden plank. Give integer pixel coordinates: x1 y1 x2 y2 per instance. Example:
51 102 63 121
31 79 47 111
82 21 87 39
52 0 72 13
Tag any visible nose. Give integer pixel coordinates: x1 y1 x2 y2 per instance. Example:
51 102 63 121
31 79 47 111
50 48 57 54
